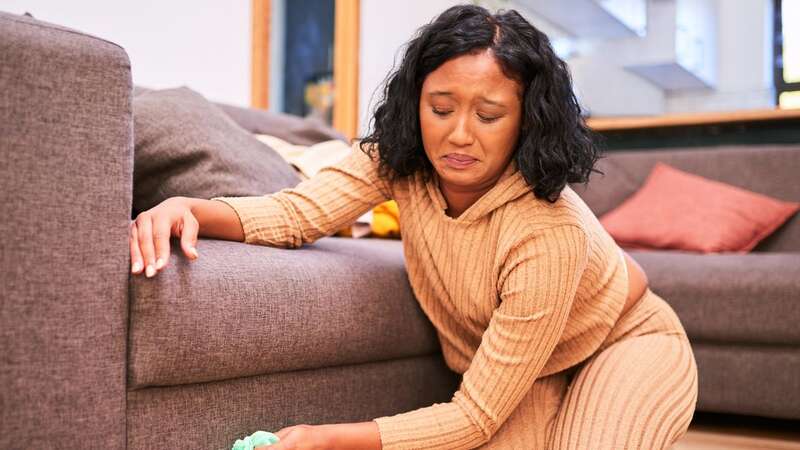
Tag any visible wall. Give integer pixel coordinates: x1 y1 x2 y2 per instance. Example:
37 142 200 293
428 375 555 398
565 0 774 114
4 0 776 127
358 0 776 132
1 0 252 107
358 0 461 137
665 0 774 112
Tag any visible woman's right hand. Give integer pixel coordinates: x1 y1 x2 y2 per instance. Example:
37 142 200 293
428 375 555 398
130 196 200 277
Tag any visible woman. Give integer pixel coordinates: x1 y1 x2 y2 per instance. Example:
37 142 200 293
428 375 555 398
130 4 698 449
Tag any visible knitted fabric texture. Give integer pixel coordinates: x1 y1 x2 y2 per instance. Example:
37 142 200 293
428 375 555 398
212 143 629 449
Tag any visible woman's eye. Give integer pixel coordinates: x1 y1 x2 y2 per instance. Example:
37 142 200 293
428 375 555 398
432 109 499 123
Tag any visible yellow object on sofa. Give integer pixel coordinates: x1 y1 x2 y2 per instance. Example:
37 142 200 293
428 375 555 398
371 200 401 238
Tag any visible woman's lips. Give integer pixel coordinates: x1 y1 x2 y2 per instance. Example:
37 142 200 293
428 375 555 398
443 153 477 169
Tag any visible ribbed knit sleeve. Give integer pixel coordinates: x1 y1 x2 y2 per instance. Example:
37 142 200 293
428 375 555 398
373 224 589 449
210 143 391 248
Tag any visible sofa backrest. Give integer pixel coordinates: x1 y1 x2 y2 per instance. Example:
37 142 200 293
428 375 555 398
570 144 800 252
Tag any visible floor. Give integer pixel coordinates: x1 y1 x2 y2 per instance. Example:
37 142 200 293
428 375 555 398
671 412 800 450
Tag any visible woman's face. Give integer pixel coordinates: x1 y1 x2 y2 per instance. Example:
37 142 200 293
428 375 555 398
419 49 523 191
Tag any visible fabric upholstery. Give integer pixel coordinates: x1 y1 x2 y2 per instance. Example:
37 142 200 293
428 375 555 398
629 251 800 344
512 288 697 450
693 343 800 420
127 354 460 450
133 85 152 97
132 86 301 216
128 237 441 388
0 11 131 449
215 102 348 145
599 162 799 252
571 144 800 252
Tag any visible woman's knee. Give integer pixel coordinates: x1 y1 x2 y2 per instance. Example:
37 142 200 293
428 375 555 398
548 334 698 450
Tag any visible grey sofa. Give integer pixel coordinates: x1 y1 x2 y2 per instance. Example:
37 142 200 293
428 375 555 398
572 145 800 423
1 10 798 450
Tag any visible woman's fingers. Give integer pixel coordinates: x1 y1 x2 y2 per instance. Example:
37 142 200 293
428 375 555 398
152 216 172 272
130 221 144 274
133 202 200 278
180 209 200 260
273 428 290 440
136 214 158 278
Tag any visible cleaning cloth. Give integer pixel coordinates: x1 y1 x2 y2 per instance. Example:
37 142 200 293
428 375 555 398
231 430 280 450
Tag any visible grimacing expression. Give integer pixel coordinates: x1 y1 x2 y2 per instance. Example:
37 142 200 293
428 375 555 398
419 48 523 190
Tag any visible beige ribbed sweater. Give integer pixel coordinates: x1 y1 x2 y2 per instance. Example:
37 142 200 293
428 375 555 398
212 142 629 449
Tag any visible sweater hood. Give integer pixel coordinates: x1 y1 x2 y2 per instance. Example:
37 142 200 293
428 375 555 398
425 158 532 224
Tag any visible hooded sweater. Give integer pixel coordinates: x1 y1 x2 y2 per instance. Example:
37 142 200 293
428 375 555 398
211 142 629 449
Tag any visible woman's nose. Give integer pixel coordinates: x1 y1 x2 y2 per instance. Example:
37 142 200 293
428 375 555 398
447 114 474 146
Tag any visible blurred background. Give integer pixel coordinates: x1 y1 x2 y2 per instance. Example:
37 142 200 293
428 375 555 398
3 0 796 139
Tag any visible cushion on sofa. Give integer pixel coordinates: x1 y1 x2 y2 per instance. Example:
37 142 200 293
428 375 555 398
128 237 442 389
215 102 348 146
133 84 347 146
629 250 800 345
132 86 301 215
599 162 800 253
571 145 800 252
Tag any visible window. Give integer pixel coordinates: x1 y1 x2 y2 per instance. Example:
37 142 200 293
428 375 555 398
775 0 800 108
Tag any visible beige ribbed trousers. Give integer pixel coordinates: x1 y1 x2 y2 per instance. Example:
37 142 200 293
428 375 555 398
480 288 699 449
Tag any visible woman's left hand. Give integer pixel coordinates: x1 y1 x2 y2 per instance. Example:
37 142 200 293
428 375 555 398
255 424 332 450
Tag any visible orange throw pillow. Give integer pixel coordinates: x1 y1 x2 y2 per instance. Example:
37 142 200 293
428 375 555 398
599 162 800 253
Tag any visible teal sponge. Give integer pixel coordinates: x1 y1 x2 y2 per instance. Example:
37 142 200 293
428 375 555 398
231 430 280 450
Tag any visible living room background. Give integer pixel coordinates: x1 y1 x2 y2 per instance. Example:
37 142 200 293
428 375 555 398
2 0 784 139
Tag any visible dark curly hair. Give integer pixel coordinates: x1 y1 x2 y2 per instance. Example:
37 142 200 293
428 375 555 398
358 4 603 203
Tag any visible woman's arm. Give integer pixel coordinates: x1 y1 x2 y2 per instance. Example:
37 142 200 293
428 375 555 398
130 195 246 277
131 143 389 276
259 422 381 450
183 197 245 242
211 142 392 248
323 422 382 449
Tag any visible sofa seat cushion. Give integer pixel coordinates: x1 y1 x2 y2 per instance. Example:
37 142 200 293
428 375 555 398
629 250 800 345
128 237 441 389
691 342 800 419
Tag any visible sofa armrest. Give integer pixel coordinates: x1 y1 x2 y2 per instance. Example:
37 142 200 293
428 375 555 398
0 11 132 449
